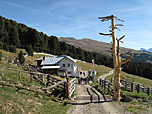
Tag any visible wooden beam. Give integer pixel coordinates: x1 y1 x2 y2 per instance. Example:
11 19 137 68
43 79 66 90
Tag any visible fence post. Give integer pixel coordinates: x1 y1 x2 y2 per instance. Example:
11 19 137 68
42 75 44 83
108 83 110 94
99 79 102 86
147 87 150 95
1 67 4 76
46 74 50 86
19 71 21 80
110 78 113 83
64 82 66 95
136 84 140 93
131 82 134 92
125 80 127 90
30 73 33 82
65 71 70 99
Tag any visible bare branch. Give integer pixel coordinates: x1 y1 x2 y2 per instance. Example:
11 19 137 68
118 35 125 41
115 24 124 26
116 38 123 43
109 26 112 29
98 16 111 19
116 18 124 22
121 54 134 65
120 51 131 56
98 16 112 22
99 32 112 36
115 27 121 31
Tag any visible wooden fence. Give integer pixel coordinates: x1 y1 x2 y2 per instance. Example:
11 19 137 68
69 78 76 98
99 78 152 95
43 79 66 94
0 67 76 99
99 79 113 95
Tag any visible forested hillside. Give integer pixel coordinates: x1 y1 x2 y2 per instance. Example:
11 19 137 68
0 15 152 80
0 15 112 66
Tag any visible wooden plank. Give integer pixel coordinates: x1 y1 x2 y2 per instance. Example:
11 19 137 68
69 84 76 93
69 78 76 84
43 79 66 90
69 86 75 97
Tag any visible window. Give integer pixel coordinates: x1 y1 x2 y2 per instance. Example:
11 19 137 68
63 64 65 67
67 71 71 74
68 64 70 67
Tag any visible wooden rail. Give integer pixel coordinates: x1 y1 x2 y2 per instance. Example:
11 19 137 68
99 79 113 95
99 78 152 96
110 78 152 95
43 79 66 90
69 78 76 98
0 67 76 99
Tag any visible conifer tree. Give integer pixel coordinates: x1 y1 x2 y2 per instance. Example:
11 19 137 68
27 44 33 56
9 27 20 47
18 51 25 64
10 45 16 53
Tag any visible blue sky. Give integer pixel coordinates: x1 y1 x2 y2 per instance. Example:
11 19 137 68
0 0 152 50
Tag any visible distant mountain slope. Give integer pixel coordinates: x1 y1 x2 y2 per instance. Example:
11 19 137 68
140 48 152 53
59 37 152 63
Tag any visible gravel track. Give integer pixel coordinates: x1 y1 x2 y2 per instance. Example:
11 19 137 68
67 84 132 114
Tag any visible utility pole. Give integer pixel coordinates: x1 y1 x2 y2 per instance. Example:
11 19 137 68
98 15 133 101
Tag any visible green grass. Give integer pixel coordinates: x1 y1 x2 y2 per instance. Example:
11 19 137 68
0 50 72 114
123 102 150 114
106 71 152 87
0 86 71 114
76 61 112 76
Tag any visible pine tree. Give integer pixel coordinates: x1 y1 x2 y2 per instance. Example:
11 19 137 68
10 45 16 53
4 44 9 51
18 51 25 64
9 27 20 47
27 44 33 56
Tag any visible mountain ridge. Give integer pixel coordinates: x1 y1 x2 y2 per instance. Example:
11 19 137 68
140 48 152 53
59 37 152 63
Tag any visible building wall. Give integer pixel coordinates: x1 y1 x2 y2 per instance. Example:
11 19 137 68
59 58 75 76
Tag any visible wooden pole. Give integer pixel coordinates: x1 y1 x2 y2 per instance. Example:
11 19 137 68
1 67 4 76
137 84 140 93
147 87 150 95
65 71 70 99
30 73 33 82
19 71 21 80
131 82 134 92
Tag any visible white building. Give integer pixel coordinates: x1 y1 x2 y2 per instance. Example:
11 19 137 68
36 55 79 77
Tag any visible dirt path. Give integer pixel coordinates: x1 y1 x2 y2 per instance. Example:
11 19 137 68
98 70 114 82
67 84 131 114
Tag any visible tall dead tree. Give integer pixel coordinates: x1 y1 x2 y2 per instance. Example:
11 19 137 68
98 15 133 101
